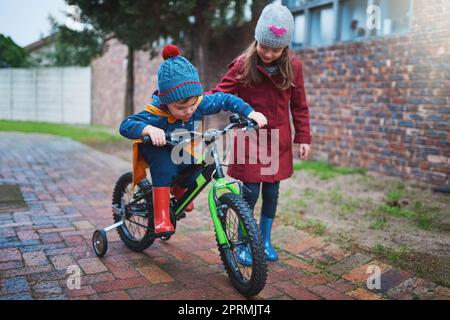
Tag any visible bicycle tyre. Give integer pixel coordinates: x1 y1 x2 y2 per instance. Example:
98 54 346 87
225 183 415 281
215 193 267 297
112 172 155 252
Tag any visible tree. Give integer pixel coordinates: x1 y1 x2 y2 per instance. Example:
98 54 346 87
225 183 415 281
164 0 269 87
0 34 29 68
49 17 103 67
25 19 103 67
66 0 171 116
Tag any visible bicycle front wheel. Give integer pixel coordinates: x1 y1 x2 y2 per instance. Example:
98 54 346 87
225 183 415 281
215 193 267 297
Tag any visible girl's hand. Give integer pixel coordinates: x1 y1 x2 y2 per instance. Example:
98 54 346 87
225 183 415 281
142 125 166 146
248 111 268 128
299 144 310 160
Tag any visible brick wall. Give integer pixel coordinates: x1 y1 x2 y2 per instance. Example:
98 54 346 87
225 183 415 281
133 51 163 115
295 0 450 185
91 38 127 127
91 38 162 128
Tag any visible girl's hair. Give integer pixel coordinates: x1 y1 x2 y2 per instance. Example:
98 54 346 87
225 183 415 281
236 41 295 90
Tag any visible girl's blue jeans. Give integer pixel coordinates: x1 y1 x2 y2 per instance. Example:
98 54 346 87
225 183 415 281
242 182 280 219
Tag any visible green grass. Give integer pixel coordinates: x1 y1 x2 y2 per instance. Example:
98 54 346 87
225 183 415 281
0 120 124 145
382 204 416 218
412 201 435 230
386 190 403 204
371 244 410 266
339 201 361 218
278 207 327 236
368 193 437 231
281 188 312 211
281 189 293 199
365 182 437 231
370 216 388 230
382 184 437 230
294 198 308 208
316 188 363 218
303 188 316 199
385 183 406 206
328 188 344 203
294 218 327 236
293 160 367 180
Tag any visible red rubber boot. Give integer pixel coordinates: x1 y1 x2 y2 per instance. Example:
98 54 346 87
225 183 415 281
152 187 174 235
171 185 194 212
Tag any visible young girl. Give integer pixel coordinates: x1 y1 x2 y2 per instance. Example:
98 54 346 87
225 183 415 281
120 45 267 237
212 4 312 265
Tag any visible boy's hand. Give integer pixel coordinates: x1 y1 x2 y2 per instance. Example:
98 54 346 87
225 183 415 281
142 125 166 146
299 144 310 160
248 111 268 128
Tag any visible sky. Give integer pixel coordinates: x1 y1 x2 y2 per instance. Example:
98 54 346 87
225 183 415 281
0 0 69 47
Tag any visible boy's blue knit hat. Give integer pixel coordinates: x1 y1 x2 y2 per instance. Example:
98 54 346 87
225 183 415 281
255 3 294 48
157 45 203 105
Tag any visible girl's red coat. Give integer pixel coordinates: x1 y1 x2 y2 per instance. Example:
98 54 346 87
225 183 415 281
212 54 311 182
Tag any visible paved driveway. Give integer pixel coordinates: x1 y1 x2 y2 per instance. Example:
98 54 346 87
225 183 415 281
0 132 447 300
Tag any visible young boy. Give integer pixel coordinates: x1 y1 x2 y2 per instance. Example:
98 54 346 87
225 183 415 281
119 45 267 237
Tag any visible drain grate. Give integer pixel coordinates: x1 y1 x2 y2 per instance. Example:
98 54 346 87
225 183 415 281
0 184 27 213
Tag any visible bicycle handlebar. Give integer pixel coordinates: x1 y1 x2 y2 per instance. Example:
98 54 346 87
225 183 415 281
142 114 259 147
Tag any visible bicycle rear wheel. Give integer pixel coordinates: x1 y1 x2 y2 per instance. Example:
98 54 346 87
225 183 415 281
112 172 155 252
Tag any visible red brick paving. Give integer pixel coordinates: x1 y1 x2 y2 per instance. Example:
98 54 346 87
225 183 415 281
0 248 22 262
98 290 131 300
273 281 322 300
309 285 355 300
0 132 447 300
347 288 383 300
135 262 175 284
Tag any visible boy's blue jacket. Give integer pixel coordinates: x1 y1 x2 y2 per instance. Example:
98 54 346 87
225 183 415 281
119 91 254 139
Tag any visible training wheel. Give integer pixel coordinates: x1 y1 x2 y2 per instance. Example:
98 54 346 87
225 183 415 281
92 229 108 257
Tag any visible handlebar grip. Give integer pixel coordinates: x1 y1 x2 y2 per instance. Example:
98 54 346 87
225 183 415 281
229 113 260 130
249 119 259 130
142 133 172 146
143 135 152 144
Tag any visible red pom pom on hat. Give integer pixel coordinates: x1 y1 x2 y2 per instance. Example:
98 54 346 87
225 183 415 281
162 45 180 60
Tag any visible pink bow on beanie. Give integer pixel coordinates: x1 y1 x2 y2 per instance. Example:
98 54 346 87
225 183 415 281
268 25 287 37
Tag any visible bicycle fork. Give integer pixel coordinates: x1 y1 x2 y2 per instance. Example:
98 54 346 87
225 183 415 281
208 178 242 246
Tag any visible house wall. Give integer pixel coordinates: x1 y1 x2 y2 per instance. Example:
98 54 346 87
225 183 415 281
294 0 450 185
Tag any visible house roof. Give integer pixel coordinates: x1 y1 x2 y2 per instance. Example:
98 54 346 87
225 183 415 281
24 33 57 53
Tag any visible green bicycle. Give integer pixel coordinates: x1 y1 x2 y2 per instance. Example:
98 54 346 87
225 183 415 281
92 114 267 297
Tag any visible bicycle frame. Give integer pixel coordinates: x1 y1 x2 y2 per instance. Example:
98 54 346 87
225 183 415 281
169 141 242 247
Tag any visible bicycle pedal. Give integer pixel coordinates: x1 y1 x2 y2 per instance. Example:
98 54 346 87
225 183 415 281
154 230 175 239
